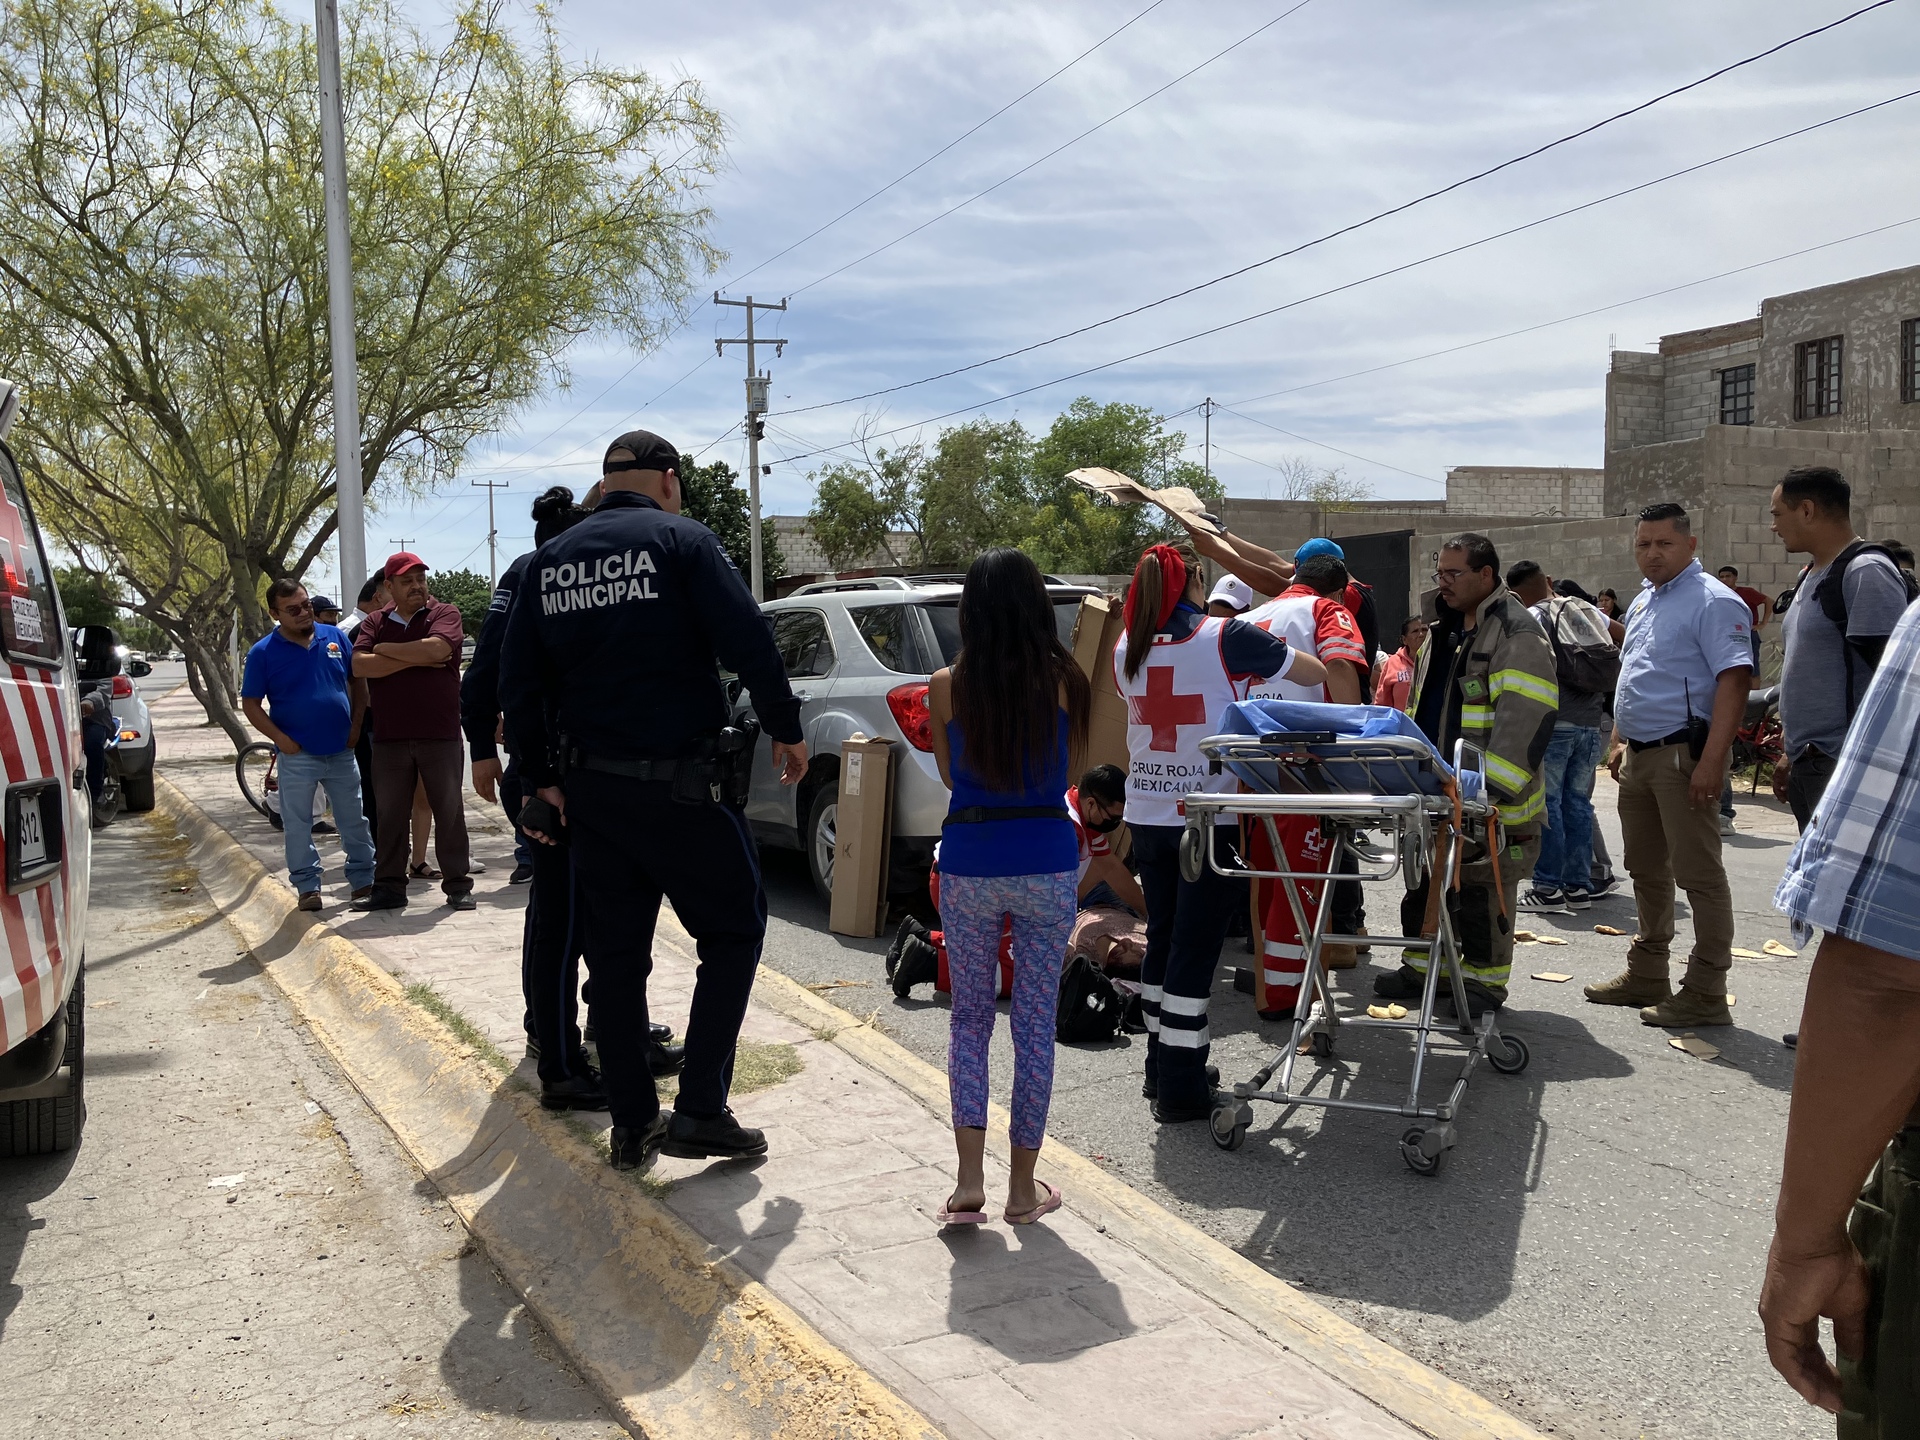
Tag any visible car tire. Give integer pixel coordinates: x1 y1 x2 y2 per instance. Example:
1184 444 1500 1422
122 748 156 813
804 780 838 908
0 964 85 1157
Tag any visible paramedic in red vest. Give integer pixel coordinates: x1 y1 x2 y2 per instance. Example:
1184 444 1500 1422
1239 553 1372 1013
1114 544 1326 1123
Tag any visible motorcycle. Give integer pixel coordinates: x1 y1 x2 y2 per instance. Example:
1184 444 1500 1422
79 689 122 828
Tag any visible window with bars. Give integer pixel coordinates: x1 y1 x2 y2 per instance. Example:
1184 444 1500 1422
1795 336 1844 419
1718 364 1755 426
1903 319 1920 404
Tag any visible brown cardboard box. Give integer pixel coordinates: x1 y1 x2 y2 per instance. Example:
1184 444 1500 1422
1071 594 1132 774
829 733 897 938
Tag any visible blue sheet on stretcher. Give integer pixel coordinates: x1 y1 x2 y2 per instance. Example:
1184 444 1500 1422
1216 700 1486 802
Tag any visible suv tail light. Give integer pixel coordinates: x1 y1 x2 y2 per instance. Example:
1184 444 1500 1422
110 675 133 698
886 683 933 751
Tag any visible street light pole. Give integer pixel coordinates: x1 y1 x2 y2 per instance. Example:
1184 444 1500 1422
314 0 366 605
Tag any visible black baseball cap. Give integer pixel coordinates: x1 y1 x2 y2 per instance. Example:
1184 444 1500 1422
603 429 679 475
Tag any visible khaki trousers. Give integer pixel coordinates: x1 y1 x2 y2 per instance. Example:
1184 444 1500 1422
1617 741 1733 996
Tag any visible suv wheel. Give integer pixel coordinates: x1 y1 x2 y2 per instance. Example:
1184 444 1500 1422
805 783 837 907
0 964 85 1156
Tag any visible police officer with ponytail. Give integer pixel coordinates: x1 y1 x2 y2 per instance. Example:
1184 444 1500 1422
499 431 809 1170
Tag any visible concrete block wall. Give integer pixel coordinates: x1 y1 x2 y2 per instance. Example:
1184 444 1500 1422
1607 351 1667 452
1444 466 1606 517
1756 263 1920 432
1662 336 1762 444
1406 517 1641 619
1217 498 1449 557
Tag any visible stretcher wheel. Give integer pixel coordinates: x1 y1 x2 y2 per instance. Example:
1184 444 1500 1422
1178 825 1206 884
1210 1102 1247 1152
1400 826 1426 889
1307 1031 1334 1059
1400 1127 1443 1176
1488 1034 1530 1075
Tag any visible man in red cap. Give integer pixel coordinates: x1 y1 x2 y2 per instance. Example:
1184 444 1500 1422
351 551 475 911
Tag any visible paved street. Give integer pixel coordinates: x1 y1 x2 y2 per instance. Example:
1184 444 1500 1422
749 789 1819 1440
0 798 625 1438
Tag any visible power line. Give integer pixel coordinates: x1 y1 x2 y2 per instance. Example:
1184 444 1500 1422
726 0 1174 292
1213 416 1442 485
1222 212 1920 410
773 0 1902 420
761 84 1920 467
788 0 1319 299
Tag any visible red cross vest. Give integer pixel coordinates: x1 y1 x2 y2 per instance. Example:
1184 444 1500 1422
1244 592 1330 704
1112 616 1248 828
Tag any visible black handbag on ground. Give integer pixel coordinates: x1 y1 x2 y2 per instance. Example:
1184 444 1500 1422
1056 954 1124 1043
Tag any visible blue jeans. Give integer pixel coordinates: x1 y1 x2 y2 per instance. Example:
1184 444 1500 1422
278 747 376 895
1533 723 1601 895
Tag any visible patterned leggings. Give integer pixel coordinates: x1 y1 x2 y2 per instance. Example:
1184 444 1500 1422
940 869 1077 1150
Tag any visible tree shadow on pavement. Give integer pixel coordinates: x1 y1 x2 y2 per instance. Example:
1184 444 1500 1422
1150 992 1633 1323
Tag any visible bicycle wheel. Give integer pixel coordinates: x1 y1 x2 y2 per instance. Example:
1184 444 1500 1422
236 741 279 819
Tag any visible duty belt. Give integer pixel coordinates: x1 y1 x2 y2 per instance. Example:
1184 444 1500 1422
568 749 718 782
943 805 1072 826
1626 727 1693 753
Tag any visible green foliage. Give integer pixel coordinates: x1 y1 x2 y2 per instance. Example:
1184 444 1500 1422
54 565 118 628
681 459 785 582
430 568 494 636
0 0 726 740
803 399 1224 577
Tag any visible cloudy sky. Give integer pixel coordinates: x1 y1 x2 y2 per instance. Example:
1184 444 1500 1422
346 0 1920 589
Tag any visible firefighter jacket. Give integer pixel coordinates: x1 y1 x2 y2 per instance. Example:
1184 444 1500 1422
1408 583 1558 832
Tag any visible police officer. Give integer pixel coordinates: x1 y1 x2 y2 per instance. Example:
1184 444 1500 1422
499 431 808 1170
462 486 685 1114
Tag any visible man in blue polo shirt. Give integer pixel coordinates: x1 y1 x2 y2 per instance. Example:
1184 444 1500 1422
241 579 376 911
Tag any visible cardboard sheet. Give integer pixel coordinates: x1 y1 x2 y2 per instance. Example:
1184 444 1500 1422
1066 467 1223 536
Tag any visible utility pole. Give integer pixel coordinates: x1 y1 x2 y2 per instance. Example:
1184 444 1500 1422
314 0 366 607
387 537 416 555
714 293 789 600
1201 396 1217 479
471 478 508 586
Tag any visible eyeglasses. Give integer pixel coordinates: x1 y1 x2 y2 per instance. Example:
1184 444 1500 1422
1431 568 1471 583
279 600 313 616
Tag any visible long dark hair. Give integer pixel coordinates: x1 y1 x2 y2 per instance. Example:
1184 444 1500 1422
950 549 1090 792
1121 543 1198 681
531 485 588 545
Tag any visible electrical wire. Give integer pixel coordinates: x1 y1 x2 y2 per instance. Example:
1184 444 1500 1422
760 84 1920 467
788 0 1318 299
772 0 1902 419
1213 411 1441 485
725 0 1174 291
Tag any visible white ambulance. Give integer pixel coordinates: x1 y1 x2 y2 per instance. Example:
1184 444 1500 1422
0 379 92 1155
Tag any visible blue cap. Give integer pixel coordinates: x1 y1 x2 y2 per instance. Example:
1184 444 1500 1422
1293 537 1344 562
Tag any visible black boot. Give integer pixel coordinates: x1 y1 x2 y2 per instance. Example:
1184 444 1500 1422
648 1038 686 1076
886 915 930 980
662 1107 768 1159
1142 1064 1217 1101
891 930 940 998
610 1115 669 1172
1372 965 1425 1000
539 1066 609 1112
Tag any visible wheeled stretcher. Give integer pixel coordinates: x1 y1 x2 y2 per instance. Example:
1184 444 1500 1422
1176 701 1531 1175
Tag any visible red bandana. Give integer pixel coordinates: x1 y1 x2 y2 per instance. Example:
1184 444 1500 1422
1123 544 1189 632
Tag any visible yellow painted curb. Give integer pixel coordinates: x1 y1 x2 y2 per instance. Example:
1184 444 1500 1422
153 777 938 1440
656 911 1546 1440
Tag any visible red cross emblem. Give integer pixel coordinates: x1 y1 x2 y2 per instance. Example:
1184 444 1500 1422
1131 665 1208 752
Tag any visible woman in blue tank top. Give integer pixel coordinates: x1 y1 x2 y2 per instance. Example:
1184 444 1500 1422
928 549 1089 1226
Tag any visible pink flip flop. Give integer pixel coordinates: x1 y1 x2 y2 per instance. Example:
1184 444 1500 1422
936 1194 989 1227
1004 1180 1063 1226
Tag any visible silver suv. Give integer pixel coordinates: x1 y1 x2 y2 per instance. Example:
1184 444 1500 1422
738 574 1097 903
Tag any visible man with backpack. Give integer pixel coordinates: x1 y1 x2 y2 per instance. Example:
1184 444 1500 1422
1769 466 1918 832
1507 561 1619 915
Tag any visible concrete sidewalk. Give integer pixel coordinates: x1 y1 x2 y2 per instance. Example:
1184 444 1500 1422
151 686 1539 1440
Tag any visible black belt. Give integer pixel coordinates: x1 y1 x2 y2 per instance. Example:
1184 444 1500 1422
569 749 717 781
1626 728 1692 753
942 805 1072 826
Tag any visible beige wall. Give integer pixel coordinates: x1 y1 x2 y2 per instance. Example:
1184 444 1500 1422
1444 466 1605 518
1407 517 1641 617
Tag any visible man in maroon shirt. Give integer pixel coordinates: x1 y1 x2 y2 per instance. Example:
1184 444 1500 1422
350 552 474 911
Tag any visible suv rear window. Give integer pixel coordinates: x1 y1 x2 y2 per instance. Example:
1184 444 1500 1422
0 448 63 666
852 605 919 673
921 599 1086 666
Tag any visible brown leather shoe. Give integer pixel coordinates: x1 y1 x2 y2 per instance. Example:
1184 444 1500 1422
1639 985 1733 1028
1321 942 1360 970
1583 969 1671 1007
296 891 322 913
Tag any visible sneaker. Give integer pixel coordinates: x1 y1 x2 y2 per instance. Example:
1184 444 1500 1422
1587 876 1622 899
1517 886 1571 914
1372 965 1426 1001
662 1107 768 1159
470 858 488 873
890 930 940 998
1563 889 1592 912
1583 969 1671 1007
509 863 535 885
610 1115 670 1172
313 819 337 835
1719 814 1737 836
1783 1032 1798 1049
297 891 322 913
1640 985 1733 1028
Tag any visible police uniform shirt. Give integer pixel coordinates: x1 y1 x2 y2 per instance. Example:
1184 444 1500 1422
460 550 531 766
497 491 802 784
1614 558 1753 744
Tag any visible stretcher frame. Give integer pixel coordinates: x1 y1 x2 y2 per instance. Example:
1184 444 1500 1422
1176 732 1530 1175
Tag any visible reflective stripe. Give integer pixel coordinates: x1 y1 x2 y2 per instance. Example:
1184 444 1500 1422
1144 1015 1161 1033
1461 703 1494 726
1490 667 1558 707
1263 966 1305 984
1262 940 1305 959
1499 788 1546 824
1160 992 1209 1017
1157 1025 1211 1049
1141 984 1165 1002
1485 752 1531 794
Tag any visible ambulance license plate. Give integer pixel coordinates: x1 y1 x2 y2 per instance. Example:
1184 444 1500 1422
7 782 60 891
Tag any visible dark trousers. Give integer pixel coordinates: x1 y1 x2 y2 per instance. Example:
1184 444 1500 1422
522 825 589 1085
371 738 470 900
1786 750 1839 833
355 726 378 835
1132 824 1239 1111
1332 850 1365 935
501 770 536 871
566 772 765 1129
